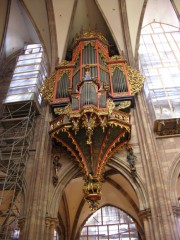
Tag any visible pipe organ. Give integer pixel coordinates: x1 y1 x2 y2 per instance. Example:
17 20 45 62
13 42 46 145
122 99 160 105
52 31 133 110
41 30 144 210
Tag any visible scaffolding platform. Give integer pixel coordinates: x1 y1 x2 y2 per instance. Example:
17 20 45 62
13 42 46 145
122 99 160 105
0 101 36 239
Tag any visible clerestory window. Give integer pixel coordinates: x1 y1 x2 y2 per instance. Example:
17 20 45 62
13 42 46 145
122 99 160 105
4 43 47 106
139 22 180 122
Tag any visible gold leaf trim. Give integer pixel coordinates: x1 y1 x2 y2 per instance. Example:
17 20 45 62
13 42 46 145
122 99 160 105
126 64 145 94
83 41 96 48
40 72 56 103
58 70 71 80
98 48 107 65
110 64 124 74
115 101 131 110
74 30 108 45
110 55 126 62
58 60 71 67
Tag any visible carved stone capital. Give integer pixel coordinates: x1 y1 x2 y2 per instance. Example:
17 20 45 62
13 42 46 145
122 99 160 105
139 208 151 220
45 216 58 228
172 206 180 217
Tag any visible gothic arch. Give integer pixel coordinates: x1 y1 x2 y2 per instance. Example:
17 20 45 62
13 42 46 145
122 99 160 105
47 161 81 216
72 159 148 239
77 204 144 240
18 0 52 70
168 153 180 205
109 156 149 210
47 153 148 220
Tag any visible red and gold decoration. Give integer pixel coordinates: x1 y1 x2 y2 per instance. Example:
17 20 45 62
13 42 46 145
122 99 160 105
41 30 144 210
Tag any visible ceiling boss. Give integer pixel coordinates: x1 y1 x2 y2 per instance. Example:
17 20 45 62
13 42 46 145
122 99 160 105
41 30 144 211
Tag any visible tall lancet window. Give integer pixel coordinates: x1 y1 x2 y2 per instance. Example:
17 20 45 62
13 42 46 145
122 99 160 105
139 22 180 124
4 43 47 106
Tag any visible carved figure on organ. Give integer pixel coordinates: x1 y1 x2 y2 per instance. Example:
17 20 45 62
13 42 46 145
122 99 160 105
85 65 91 80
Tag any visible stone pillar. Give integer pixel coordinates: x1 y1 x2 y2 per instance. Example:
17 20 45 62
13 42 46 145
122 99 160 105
139 208 153 240
134 93 179 239
45 217 58 240
172 206 180 239
21 104 53 239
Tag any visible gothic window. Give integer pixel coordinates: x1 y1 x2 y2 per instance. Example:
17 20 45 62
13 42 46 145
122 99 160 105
80 206 139 239
139 22 180 121
5 43 47 105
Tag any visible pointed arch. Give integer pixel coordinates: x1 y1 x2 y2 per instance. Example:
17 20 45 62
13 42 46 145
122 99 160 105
47 161 81 217
108 156 149 211
168 153 180 205
134 0 148 67
77 205 144 240
19 0 51 70
48 155 149 214
168 0 180 22
47 153 148 240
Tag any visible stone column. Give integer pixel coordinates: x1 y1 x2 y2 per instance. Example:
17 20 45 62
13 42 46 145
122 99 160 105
139 208 153 240
134 93 178 239
45 217 58 240
172 206 180 239
21 104 53 239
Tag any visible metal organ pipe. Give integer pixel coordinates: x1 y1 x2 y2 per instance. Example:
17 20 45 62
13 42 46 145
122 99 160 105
83 44 96 65
72 71 80 92
56 73 69 98
52 31 133 110
112 68 128 93
80 82 97 107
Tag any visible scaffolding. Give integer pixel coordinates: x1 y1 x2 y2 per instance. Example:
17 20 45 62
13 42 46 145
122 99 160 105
0 42 47 239
0 101 36 239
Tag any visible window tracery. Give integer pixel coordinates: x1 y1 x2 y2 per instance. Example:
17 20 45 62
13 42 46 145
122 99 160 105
139 22 180 135
80 206 139 239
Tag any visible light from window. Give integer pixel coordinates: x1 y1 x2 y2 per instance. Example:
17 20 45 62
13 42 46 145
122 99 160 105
4 43 47 106
80 206 139 239
139 22 180 121
54 229 59 240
